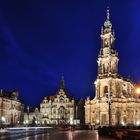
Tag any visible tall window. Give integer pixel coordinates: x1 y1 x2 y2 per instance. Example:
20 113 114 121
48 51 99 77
104 86 108 94
101 114 107 125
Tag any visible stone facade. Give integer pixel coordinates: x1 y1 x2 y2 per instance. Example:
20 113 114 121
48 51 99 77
40 77 75 125
24 107 41 125
85 9 140 127
0 89 24 126
23 77 85 126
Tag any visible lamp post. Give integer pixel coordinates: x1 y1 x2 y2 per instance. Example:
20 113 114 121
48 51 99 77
97 99 100 126
0 116 6 128
65 109 67 124
76 105 78 125
10 103 14 127
0 117 1 128
106 92 112 127
0 117 3 128
50 101 52 124
27 106 29 125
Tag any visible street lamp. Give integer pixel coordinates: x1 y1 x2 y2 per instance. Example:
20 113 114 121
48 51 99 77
35 120 38 126
135 86 140 100
0 116 6 128
135 86 140 95
106 92 112 127
76 105 78 125
70 117 73 125
27 106 30 126
96 119 100 124
136 121 140 126
10 104 14 127
136 88 140 94
26 120 29 124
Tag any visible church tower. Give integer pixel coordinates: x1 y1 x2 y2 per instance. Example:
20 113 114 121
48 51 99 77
95 8 120 100
85 8 139 127
98 8 118 78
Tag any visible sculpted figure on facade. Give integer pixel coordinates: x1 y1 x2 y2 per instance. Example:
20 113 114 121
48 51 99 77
111 60 116 73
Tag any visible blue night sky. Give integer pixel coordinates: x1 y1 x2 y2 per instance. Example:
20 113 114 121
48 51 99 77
0 0 140 107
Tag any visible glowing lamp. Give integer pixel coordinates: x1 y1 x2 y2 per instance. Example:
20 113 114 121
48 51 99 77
121 121 124 126
96 120 99 123
1 116 5 122
25 120 29 124
135 88 140 94
137 121 140 126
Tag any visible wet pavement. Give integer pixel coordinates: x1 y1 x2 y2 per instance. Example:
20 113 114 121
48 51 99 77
0 129 116 140
22 130 116 140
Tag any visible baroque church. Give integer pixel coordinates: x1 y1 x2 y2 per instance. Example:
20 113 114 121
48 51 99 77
85 9 140 127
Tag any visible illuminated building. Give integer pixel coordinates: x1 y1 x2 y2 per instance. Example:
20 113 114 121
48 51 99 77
0 89 24 126
24 77 85 126
40 76 75 125
24 107 41 125
85 8 140 127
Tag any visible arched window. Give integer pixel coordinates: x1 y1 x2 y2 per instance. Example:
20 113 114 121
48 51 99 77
104 86 108 94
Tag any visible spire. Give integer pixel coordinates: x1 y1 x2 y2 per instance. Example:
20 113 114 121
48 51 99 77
101 26 103 35
98 7 118 77
60 76 65 89
100 7 115 49
104 7 112 29
106 7 110 20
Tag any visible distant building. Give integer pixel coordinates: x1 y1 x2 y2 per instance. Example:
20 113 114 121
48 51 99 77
23 77 85 126
85 8 140 127
0 89 24 126
40 77 75 125
77 99 85 124
24 107 41 125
